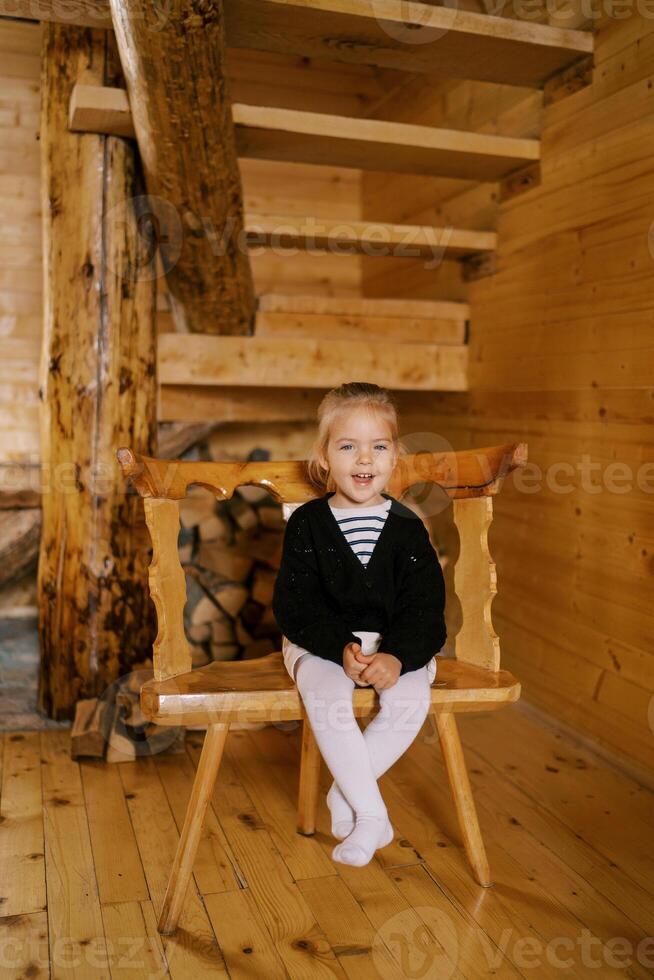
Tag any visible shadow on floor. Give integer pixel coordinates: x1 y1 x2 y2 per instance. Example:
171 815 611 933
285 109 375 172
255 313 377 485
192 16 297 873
0 617 70 732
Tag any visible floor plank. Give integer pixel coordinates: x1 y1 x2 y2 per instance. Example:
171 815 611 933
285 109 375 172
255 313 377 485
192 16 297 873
41 731 110 979
80 759 149 906
0 909 48 980
0 732 45 917
100 900 169 979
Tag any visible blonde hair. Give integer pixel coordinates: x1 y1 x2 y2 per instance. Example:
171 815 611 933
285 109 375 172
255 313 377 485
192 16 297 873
306 382 406 493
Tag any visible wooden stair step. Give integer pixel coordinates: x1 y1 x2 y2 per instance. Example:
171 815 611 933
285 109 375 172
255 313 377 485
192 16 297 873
254 293 469 345
158 294 470 343
245 213 496 258
158 307 466 345
233 102 540 182
157 386 335 424
254 312 464 345
69 87 539 183
4 0 593 92
68 84 134 138
158 334 469 392
256 294 469 320
224 0 593 89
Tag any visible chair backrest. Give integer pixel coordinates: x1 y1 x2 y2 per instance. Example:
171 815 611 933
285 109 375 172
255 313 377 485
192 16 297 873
117 442 528 681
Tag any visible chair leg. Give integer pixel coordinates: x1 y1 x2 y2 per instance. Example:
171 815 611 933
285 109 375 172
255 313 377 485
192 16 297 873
436 711 493 888
158 723 229 935
297 719 321 835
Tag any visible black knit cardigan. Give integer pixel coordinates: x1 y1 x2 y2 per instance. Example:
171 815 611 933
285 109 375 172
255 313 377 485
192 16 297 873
272 491 447 676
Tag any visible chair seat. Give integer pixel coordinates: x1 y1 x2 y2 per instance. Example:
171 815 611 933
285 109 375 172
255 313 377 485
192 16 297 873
140 651 521 727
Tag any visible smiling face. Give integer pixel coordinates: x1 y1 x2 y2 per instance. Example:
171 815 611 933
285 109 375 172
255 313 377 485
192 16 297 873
318 406 398 507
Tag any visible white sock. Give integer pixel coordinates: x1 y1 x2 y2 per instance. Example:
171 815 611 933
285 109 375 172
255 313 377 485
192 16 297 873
326 666 433 836
332 815 395 867
327 782 356 839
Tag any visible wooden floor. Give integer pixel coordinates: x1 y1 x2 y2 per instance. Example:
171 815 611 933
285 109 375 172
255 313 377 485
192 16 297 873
1 702 653 979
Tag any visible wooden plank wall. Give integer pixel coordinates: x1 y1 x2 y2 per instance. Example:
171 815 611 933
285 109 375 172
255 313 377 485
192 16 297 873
362 15 654 776
0 28 377 463
0 20 41 463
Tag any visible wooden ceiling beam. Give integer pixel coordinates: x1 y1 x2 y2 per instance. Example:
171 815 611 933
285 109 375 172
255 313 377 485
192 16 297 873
107 0 256 335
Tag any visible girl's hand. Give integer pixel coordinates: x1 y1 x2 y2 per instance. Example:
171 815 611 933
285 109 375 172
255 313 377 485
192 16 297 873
342 642 372 685
355 650 402 691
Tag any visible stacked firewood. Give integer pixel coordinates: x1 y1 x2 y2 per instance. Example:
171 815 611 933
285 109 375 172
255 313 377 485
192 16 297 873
179 483 285 669
71 480 288 759
71 666 187 763
0 464 41 613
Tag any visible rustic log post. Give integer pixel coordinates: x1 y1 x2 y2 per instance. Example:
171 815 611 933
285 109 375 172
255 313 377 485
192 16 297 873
38 25 157 719
108 0 256 335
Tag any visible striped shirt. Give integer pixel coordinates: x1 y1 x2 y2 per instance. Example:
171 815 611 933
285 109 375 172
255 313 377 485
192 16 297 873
329 498 392 566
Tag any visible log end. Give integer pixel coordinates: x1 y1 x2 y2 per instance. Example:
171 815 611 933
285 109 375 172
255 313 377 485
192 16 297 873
512 442 529 468
116 447 143 479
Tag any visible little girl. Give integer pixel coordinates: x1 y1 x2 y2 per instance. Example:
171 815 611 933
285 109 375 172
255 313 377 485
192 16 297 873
272 382 447 868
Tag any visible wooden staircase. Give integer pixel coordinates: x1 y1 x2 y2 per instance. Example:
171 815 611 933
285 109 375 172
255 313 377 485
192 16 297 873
158 293 469 397
158 295 471 420
24 0 594 408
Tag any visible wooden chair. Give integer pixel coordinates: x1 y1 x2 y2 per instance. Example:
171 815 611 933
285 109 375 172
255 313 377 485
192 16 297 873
116 441 527 935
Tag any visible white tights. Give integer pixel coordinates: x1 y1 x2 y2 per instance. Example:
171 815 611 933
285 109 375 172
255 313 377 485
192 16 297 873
294 653 433 826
